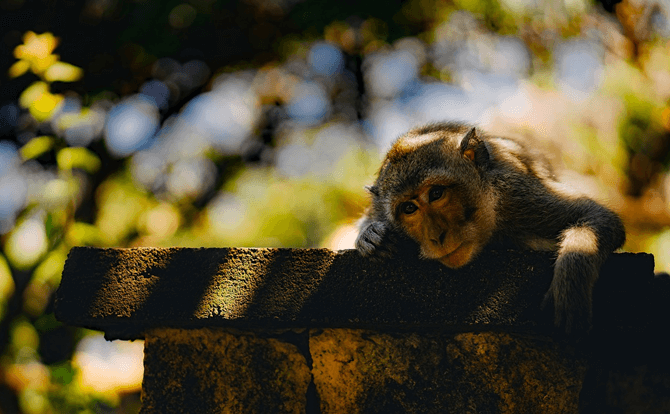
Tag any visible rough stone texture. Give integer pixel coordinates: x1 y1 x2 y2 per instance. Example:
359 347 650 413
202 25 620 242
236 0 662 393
140 328 311 414
135 325 670 414
54 247 670 413
55 247 656 339
138 326 592 414
605 367 670 412
310 329 586 414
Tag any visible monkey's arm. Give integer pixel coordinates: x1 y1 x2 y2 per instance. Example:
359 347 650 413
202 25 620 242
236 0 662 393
512 195 626 333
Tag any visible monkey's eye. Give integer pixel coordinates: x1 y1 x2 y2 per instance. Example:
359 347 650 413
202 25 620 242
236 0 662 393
428 186 445 202
401 202 418 215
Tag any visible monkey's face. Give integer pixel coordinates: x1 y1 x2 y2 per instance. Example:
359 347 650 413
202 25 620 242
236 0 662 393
369 124 498 268
394 180 485 268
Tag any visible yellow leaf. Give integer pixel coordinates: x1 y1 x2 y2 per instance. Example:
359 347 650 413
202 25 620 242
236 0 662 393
13 32 59 76
44 61 83 82
19 81 48 108
31 53 59 75
14 31 58 61
29 91 63 122
0 254 15 301
56 147 101 173
20 136 54 160
13 31 36 58
8 60 30 78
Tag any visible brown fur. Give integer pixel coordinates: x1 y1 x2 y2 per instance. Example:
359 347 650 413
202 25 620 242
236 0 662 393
356 122 626 333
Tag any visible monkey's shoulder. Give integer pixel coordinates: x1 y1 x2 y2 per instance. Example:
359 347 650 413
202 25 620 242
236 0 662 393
486 136 554 178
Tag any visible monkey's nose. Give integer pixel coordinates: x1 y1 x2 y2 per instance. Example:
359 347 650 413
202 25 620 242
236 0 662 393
431 231 447 245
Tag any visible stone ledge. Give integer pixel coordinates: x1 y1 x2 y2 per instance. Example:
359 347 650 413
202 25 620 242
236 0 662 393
54 246 658 339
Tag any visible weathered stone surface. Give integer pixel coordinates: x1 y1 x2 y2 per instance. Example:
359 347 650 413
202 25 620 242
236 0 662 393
54 247 655 339
140 328 311 414
55 246 670 413
310 329 586 414
138 327 590 413
604 366 670 412
135 325 670 414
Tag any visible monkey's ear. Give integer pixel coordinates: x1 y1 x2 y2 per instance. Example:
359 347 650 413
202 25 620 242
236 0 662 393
459 127 490 168
365 185 379 196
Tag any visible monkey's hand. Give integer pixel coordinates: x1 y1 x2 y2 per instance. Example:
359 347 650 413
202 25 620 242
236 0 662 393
542 252 599 334
355 220 397 259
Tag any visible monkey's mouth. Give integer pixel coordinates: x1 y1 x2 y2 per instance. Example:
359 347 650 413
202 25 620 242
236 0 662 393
436 243 473 268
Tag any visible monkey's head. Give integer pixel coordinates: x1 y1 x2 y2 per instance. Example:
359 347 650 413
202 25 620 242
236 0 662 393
368 123 498 268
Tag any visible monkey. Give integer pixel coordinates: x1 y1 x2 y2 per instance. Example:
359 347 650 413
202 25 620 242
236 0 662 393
356 122 626 333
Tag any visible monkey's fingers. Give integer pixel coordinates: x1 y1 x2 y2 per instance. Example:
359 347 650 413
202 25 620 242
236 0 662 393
356 222 402 261
370 239 398 260
356 238 378 257
356 236 398 260
355 221 386 257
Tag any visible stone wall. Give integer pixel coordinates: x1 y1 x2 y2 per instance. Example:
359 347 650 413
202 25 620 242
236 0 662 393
141 327 589 413
55 247 670 413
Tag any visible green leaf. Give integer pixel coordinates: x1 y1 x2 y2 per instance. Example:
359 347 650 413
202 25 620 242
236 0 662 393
50 361 76 386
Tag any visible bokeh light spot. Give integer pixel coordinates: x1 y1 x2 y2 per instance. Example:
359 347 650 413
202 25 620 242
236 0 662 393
0 140 19 176
74 334 144 395
0 171 27 233
104 96 159 157
182 76 259 154
556 40 603 99
308 42 344 76
366 50 419 98
166 157 216 199
286 81 330 124
140 80 170 110
141 203 180 238
207 193 247 234
5 216 47 270
169 4 197 29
